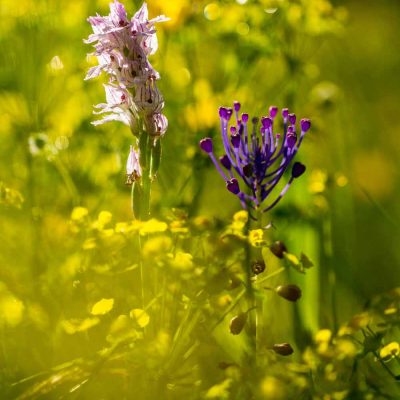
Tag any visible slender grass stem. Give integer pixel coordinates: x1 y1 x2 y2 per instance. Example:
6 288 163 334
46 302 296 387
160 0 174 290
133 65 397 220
53 157 79 206
137 235 145 311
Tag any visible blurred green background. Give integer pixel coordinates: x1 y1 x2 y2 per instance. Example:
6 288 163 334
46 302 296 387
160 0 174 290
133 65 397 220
0 0 399 398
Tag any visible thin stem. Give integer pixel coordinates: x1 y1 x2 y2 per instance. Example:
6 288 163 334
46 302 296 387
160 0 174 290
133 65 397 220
138 235 145 311
53 157 80 206
138 132 152 220
244 212 256 365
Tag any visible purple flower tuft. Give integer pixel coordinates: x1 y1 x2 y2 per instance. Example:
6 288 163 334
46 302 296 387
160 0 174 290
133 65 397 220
234 101 241 112
209 101 310 214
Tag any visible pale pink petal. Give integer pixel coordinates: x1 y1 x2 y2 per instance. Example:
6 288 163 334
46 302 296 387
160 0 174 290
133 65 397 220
84 65 103 80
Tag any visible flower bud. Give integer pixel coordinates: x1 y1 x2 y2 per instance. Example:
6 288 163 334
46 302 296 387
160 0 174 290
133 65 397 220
269 241 287 259
286 133 297 149
269 106 278 118
291 162 306 178
288 113 296 125
243 163 253 177
220 154 231 169
145 112 168 137
282 108 289 119
241 113 249 123
300 118 311 132
276 284 302 302
251 260 266 275
226 178 240 195
219 107 228 119
199 137 213 153
272 343 294 356
229 312 247 335
233 101 241 112
261 116 272 129
231 133 241 148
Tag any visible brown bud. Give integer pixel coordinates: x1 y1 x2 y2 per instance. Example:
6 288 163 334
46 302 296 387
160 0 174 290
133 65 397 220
218 361 237 370
269 241 287 259
229 312 247 335
251 260 266 275
276 284 302 302
272 343 294 356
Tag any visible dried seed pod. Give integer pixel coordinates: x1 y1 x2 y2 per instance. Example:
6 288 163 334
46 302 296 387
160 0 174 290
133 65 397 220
251 260 266 275
276 284 302 302
269 241 287 259
272 343 294 356
229 312 247 335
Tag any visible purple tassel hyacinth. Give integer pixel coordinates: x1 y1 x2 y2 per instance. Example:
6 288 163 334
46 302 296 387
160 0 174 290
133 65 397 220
200 102 311 214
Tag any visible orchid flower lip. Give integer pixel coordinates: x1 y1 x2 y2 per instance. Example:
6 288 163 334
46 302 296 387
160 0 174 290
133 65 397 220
125 144 142 184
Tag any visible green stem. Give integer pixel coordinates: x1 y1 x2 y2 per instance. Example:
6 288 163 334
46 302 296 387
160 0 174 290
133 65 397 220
141 171 151 219
137 133 152 220
138 235 145 310
244 212 257 365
